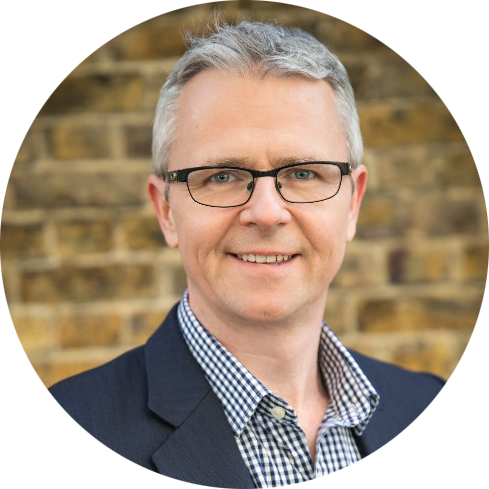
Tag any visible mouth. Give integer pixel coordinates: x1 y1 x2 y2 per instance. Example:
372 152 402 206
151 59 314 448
235 253 295 264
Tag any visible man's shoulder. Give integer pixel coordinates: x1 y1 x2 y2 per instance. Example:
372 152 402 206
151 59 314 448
49 344 148 424
49 304 181 416
349 349 445 421
350 349 445 392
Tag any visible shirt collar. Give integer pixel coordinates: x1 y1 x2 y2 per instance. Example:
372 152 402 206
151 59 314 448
177 290 379 438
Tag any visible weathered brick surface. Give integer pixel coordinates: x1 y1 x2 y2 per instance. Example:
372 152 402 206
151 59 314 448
9 171 148 209
0 126 36 169
56 219 114 256
388 245 453 284
10 312 54 353
124 124 153 158
114 22 185 60
122 214 166 250
460 243 489 281
46 124 111 159
21 264 155 303
357 293 482 333
1 1 487 387
58 312 121 348
359 100 463 147
0 222 46 259
440 147 489 186
129 309 171 344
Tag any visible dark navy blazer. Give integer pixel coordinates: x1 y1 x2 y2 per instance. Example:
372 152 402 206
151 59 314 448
50 304 444 488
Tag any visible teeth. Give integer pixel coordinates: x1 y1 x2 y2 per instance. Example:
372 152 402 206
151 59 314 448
236 254 293 264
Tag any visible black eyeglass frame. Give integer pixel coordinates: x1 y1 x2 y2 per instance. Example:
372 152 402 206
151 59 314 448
162 161 353 208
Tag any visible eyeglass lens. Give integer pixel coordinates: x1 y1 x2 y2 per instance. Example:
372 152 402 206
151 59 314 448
186 164 342 207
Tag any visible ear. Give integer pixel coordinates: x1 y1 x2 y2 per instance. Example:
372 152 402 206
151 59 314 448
147 174 179 248
346 164 368 243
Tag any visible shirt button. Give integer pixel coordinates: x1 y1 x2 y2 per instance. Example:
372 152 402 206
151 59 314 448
316 472 324 487
271 406 286 419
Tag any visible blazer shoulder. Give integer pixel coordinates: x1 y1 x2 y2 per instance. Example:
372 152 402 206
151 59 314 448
49 345 147 427
351 352 482 489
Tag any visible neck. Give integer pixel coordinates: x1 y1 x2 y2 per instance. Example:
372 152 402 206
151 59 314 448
188 290 328 411
187 290 330 463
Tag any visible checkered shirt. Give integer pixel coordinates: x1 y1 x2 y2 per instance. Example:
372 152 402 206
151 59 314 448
178 290 379 487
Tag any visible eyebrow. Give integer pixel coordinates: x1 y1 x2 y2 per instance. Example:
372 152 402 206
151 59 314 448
202 155 322 168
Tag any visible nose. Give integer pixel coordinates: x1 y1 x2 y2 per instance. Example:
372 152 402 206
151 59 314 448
239 176 292 228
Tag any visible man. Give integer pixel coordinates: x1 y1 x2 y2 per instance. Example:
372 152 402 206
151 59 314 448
50 21 444 487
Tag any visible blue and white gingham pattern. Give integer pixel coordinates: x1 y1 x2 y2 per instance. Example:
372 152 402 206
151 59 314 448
178 290 379 486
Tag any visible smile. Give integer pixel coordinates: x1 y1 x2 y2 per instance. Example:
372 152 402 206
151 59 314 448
235 254 294 264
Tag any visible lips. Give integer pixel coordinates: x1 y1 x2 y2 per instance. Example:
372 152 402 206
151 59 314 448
235 253 294 264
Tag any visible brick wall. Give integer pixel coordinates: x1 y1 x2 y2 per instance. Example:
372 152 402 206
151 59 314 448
1 1 487 387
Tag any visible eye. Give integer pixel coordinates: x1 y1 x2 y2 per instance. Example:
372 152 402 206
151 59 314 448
293 169 314 179
209 172 237 183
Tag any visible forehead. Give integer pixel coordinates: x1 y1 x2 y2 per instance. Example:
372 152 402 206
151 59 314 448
169 69 348 168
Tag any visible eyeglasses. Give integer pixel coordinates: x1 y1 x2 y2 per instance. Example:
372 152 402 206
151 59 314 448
162 161 352 208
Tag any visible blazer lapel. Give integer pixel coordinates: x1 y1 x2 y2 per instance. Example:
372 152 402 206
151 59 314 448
145 305 254 488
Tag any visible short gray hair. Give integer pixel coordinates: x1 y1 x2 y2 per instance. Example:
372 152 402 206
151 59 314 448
152 21 363 177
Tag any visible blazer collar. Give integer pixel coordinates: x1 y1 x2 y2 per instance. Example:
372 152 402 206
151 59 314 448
144 304 254 488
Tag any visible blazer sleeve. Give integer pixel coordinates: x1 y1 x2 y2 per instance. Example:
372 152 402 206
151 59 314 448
0 404 58 489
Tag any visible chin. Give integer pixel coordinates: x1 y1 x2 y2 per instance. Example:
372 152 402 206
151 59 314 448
230 299 300 327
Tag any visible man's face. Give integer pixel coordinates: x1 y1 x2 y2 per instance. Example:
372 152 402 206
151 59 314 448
149 70 367 328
